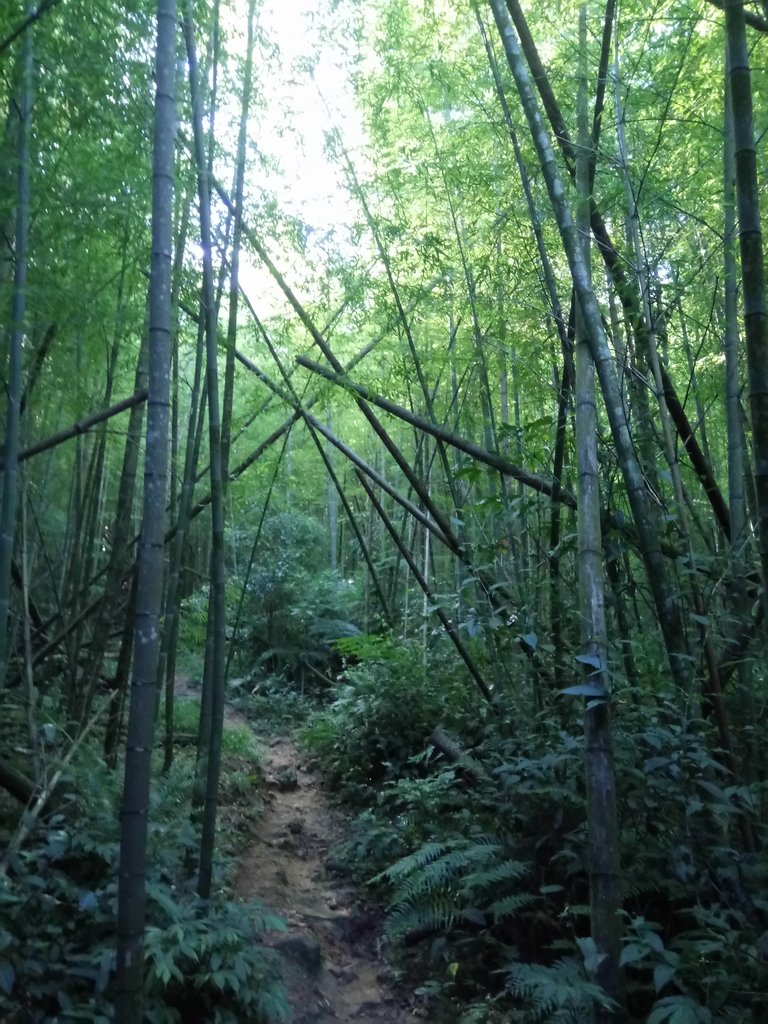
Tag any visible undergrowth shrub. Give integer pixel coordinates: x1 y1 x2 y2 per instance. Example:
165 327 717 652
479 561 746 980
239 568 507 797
143 892 286 1024
234 512 362 687
336 750 509 885
231 673 317 734
0 741 285 1022
303 636 477 802
312 682 768 1023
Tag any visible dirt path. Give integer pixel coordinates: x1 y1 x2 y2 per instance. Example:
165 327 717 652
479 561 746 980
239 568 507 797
235 737 417 1024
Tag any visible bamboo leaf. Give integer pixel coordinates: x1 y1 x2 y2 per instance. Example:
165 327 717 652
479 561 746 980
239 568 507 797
560 684 606 698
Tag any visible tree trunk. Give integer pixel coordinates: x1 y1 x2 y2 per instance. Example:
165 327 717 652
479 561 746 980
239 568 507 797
221 0 256 486
722 53 755 771
724 0 768 618
181 0 228 903
574 15 623 1010
114 0 176 1017
489 0 692 694
0 6 33 689
161 257 204 775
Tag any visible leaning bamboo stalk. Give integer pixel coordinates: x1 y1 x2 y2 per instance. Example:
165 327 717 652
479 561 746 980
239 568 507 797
0 390 148 469
206 169 463 554
489 0 692 694
297 356 575 505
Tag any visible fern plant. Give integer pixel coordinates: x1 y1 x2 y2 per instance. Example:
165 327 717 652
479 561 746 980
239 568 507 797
375 836 533 940
503 956 615 1022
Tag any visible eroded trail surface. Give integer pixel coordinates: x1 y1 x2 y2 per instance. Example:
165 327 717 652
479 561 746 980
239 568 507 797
235 737 416 1024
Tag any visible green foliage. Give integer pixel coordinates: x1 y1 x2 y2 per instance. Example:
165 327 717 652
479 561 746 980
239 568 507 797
0 821 117 1020
0 751 284 1022
646 997 712 1024
335 806 410 882
161 695 262 760
143 894 287 1024
375 836 532 940
5 2 768 1024
332 757 486 884
232 674 317 735
309 690 768 1022
176 587 211 677
235 512 362 686
302 638 475 801
503 956 616 1022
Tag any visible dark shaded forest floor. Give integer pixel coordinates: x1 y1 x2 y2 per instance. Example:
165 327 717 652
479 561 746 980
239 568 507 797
234 736 417 1024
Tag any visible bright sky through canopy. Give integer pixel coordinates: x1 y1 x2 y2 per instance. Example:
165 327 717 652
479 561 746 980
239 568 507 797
227 0 365 318
258 0 362 231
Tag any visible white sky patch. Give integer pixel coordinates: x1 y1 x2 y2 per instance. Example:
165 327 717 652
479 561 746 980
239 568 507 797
259 0 362 225
232 0 367 320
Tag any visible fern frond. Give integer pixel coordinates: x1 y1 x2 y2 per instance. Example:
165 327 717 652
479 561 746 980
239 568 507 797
386 841 506 902
622 873 662 899
463 858 529 892
504 957 614 1022
488 893 537 919
393 849 476 900
372 841 447 884
388 896 458 937
381 836 534 942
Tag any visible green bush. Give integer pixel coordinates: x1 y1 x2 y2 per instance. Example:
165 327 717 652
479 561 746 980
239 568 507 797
232 673 317 735
234 512 362 686
0 752 285 1022
143 892 287 1023
303 638 477 802
310 689 768 1022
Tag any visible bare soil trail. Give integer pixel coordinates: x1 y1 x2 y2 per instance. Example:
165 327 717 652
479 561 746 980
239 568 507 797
235 737 418 1024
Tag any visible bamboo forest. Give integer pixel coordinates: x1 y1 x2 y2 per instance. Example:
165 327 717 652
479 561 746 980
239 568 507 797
1 0 767 1020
